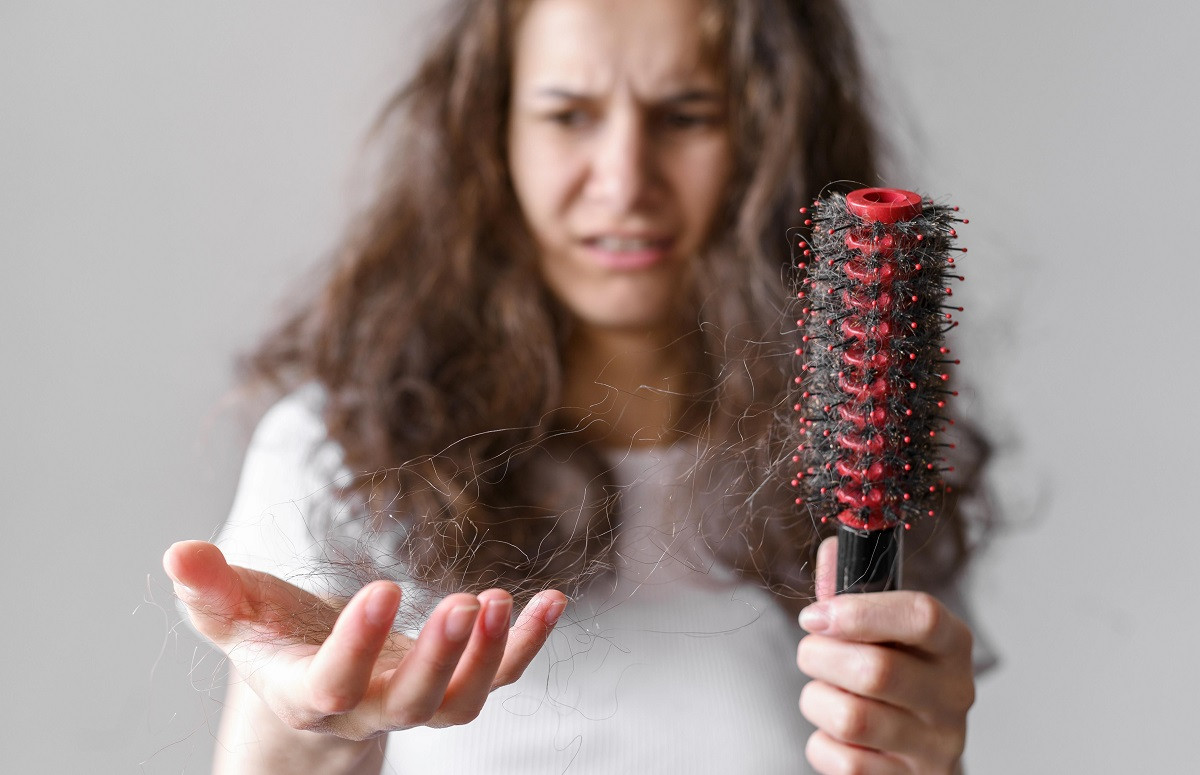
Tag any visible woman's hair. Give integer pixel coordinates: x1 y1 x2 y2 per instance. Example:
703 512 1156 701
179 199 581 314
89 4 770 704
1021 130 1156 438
244 0 987 609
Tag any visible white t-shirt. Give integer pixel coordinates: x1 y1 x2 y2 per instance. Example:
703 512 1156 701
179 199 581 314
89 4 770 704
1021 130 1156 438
216 388 988 773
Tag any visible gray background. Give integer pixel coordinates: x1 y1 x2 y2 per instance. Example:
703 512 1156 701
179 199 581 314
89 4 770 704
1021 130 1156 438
2 1 1195 772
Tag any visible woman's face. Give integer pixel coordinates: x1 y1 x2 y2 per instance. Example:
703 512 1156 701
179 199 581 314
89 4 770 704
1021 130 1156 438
507 0 731 339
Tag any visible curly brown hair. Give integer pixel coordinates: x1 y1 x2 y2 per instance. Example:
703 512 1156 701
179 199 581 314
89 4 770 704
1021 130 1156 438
243 0 985 609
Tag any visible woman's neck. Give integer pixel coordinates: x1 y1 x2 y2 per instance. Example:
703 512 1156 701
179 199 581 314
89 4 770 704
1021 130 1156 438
561 325 692 449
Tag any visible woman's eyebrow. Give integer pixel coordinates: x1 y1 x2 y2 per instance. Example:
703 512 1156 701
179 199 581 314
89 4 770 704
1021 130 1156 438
661 88 723 106
530 86 723 103
532 87 591 101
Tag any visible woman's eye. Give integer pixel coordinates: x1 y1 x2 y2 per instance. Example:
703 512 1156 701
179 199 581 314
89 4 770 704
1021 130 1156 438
662 112 720 130
546 109 592 128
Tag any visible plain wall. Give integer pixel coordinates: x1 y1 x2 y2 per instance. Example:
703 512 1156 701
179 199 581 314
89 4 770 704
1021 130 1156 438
2 2 1196 772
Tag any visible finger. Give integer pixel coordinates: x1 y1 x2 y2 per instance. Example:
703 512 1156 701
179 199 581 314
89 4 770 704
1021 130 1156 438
805 730 907 775
814 536 838 602
163 541 248 640
304 581 402 715
800 679 928 758
492 590 567 688
435 590 514 724
165 540 335 644
378 593 481 729
798 634 967 715
800 591 972 658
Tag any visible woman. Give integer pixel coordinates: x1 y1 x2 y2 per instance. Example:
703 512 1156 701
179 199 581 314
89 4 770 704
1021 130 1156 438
165 0 981 772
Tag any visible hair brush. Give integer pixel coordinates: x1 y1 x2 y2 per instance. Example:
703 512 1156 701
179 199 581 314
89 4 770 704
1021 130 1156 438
792 187 967 593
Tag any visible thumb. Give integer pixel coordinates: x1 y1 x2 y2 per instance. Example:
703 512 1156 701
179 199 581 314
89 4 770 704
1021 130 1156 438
814 536 838 602
163 540 247 641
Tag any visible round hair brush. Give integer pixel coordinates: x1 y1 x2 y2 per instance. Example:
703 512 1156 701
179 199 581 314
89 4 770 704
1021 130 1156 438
792 188 967 593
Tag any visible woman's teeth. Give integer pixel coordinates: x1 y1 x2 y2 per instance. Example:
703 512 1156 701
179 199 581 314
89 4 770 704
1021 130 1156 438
593 237 660 251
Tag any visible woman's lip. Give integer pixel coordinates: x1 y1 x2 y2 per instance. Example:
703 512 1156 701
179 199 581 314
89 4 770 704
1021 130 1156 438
579 237 674 270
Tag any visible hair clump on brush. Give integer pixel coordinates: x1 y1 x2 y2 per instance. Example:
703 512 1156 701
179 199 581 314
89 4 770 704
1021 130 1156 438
790 188 968 535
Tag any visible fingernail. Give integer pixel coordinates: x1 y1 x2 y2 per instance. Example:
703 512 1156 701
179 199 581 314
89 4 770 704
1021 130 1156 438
364 585 397 627
542 598 567 627
483 598 512 639
444 604 480 642
799 603 830 633
166 572 195 596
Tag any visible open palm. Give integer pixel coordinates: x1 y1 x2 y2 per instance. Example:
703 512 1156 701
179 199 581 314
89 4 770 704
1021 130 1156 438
164 540 566 740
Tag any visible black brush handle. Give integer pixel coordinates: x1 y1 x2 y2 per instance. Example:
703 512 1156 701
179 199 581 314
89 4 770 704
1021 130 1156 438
836 522 902 594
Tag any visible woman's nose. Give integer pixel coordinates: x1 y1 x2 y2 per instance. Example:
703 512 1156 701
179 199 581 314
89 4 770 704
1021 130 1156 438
589 111 658 213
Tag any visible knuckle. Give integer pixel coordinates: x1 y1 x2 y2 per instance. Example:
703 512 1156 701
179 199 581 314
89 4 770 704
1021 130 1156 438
491 668 518 690
837 600 867 635
387 706 434 731
930 719 968 764
909 592 943 640
424 651 463 676
279 707 328 733
831 700 870 742
951 675 977 713
307 687 359 716
440 702 485 726
861 652 896 695
796 638 815 672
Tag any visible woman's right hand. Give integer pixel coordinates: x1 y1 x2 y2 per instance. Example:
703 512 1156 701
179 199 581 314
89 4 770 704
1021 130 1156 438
163 540 567 741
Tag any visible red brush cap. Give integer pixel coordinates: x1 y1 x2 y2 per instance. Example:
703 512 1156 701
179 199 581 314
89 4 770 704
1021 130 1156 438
846 188 922 224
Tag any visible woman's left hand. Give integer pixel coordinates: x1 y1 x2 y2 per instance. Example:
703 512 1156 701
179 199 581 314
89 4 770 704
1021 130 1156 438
797 537 975 774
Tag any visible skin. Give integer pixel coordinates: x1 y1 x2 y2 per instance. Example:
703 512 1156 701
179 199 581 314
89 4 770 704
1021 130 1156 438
166 1 976 772
164 540 566 773
799 537 975 774
507 0 730 446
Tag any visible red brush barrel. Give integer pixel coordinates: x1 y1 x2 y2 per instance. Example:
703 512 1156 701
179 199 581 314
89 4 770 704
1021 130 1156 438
793 186 963 594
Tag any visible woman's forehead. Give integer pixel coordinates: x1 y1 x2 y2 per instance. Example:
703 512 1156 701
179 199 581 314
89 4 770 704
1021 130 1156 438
512 0 721 97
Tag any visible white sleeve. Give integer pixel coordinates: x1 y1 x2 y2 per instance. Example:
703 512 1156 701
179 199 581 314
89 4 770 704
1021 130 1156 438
214 386 371 598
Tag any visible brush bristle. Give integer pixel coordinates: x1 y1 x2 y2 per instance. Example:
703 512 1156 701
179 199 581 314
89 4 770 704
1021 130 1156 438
791 189 966 532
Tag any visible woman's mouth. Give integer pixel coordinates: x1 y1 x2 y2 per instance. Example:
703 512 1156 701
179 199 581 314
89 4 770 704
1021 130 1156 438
581 235 673 269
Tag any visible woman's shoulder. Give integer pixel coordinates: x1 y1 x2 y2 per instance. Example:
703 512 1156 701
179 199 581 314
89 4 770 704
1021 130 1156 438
215 384 368 594
248 382 330 451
